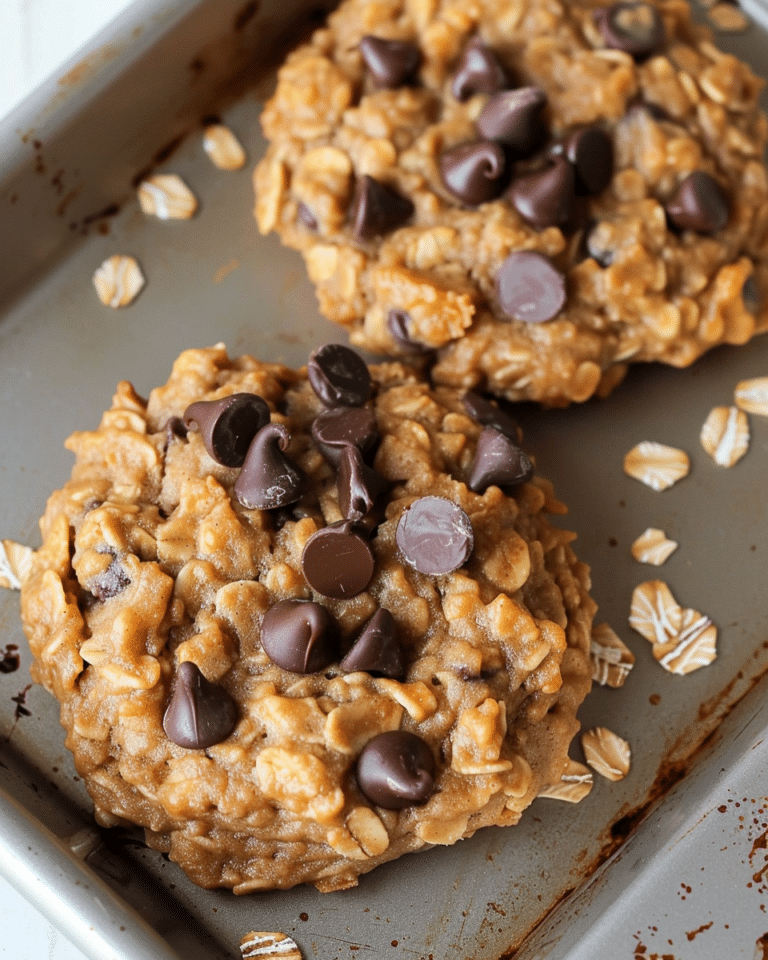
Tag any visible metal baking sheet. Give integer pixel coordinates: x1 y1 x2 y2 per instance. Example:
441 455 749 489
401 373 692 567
1 1 768 958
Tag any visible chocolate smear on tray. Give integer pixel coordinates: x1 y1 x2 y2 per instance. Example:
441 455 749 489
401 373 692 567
356 730 436 809
183 393 270 467
260 598 340 673
163 661 238 749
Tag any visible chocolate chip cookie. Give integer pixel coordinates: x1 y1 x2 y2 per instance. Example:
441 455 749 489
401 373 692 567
255 0 768 406
20 344 594 892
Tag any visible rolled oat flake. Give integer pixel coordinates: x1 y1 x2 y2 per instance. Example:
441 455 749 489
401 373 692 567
497 250 566 323
396 496 474 575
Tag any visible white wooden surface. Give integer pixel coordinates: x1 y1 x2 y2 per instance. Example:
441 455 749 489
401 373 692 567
1 4 135 959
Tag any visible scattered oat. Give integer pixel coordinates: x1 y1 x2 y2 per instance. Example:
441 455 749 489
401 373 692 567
708 2 750 30
138 173 198 220
656 608 718 675
630 581 717 675
93 255 145 307
203 123 247 170
538 758 593 802
240 932 302 960
0 540 34 591
629 580 683 647
589 622 635 688
623 441 690 491
631 528 678 566
582 728 631 782
700 405 749 467
735 377 768 416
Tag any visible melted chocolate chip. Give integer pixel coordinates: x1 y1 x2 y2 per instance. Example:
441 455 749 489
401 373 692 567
312 406 378 466
396 496 474 576
340 608 404 678
350 175 414 242
558 127 614 196
496 250 566 323
469 427 534 493
476 87 548 158
451 37 509 101
308 344 373 408
387 310 431 353
338 445 390 520
183 393 270 467
91 557 131 601
260 598 339 673
439 140 508 206
162 661 238 749
596 2 665 58
461 391 520 441
0 644 20 675
665 171 729 233
301 521 375 599
356 730 436 809
359 35 421 88
234 422 305 510
297 202 318 230
508 157 576 229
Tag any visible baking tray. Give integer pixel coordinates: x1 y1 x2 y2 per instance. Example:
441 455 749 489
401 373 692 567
1 1 768 958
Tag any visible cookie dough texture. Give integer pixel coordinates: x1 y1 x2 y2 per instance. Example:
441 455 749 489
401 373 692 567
255 0 768 406
21 345 594 892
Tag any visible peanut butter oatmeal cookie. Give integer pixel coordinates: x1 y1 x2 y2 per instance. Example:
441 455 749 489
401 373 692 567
255 0 768 406
20 344 593 892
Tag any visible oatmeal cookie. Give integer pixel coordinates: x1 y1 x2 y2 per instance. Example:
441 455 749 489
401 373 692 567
255 0 768 406
21 343 593 892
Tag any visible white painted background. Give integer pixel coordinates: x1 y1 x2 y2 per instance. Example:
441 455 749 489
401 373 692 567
1 2 134 956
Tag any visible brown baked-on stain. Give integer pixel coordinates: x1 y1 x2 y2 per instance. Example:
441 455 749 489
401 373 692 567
685 921 713 941
756 933 768 959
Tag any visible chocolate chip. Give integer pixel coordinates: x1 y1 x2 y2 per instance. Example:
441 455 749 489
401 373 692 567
308 344 373 408
340 608 404 678
260 598 340 673
557 127 614 196
665 171 729 233
359 35 420 89
596 2 666 58
234 422 305 510
496 250 566 323
439 140 508 206
461 391 520 442
162 661 238 749
163 416 188 449
508 157 576 229
451 36 509 101
469 427 534 493
338 446 390 521
90 557 131 601
396 496 474 576
311 406 378 466
476 87 548 158
183 393 270 467
350 175 414 242
387 309 431 353
356 730 436 809
301 521 375 599
297 202 318 230
742 274 760 314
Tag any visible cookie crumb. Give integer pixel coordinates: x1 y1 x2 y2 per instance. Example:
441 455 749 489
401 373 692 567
138 173 198 220
203 123 247 170
631 528 678 566
735 376 768 416
0 540 34 591
92 255 145 307
538 758 593 802
582 728 631 782
623 442 690 491
590 622 635 687
700 405 749 467
240 932 302 959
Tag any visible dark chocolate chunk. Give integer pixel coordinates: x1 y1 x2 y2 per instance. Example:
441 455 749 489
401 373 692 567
301 521 375 599
476 87 548 158
183 393 270 468
163 416 188 449
359 35 420 89
469 427 534 493
308 344 373 408
90 557 131 601
162 661 238 749
742 274 760 314
350 175 415 242
297 202 318 230
451 36 509 101
665 171 729 233
234 422 305 510
396 496 474 576
508 157 576 229
387 309 431 353
260 598 340 673
311 406 378 466
338 445 390 521
356 730 436 809
496 250 566 323
596 2 665 58
340 608 404 678
461 391 520 442
439 140 508 206
557 127 614 196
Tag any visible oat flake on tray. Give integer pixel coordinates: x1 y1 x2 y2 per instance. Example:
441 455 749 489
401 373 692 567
700 405 750 467
623 442 690 491
631 528 678 566
589 622 635 688
630 581 717 675
735 376 768 415
581 728 631 782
